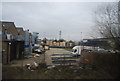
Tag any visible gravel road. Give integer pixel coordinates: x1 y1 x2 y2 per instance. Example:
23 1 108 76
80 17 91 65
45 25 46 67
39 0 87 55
45 48 72 65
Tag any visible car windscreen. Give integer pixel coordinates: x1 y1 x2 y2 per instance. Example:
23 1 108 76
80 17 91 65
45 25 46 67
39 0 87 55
72 49 77 52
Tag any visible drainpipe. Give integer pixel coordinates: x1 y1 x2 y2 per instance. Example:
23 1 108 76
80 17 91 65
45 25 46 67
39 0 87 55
8 42 11 64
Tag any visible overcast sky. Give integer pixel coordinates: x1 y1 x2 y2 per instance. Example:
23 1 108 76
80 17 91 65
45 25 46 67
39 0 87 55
1 2 114 41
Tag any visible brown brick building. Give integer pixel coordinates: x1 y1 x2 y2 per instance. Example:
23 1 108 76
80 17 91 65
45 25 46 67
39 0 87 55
1 21 24 64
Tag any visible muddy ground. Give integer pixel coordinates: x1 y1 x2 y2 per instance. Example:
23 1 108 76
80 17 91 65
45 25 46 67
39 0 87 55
2 63 115 79
2 48 120 79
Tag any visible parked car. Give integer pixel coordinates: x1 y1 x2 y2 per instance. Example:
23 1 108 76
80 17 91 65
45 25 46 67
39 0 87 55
33 44 42 54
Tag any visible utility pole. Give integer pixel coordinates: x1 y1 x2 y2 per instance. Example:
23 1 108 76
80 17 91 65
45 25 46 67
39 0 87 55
59 30 61 40
59 30 61 47
81 32 82 41
43 38 46 63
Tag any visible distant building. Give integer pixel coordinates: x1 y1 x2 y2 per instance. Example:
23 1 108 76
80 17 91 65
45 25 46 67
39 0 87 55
24 30 38 55
32 32 39 44
46 40 53 46
68 41 75 47
80 38 113 50
40 38 75 48
61 41 66 47
74 41 79 46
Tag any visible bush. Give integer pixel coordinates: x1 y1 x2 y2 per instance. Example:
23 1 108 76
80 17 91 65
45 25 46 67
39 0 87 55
81 51 120 79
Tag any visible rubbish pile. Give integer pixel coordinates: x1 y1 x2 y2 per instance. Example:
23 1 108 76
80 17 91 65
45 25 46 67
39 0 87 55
25 62 39 71
47 65 56 69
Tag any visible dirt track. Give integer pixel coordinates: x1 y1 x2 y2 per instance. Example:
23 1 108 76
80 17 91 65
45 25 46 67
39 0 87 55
4 53 44 67
5 48 71 67
45 48 71 65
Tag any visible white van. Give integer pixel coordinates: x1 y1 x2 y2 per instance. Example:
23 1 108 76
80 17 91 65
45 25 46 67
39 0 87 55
72 46 82 56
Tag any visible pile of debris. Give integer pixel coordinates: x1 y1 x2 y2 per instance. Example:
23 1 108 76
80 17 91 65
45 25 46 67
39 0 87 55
25 62 39 71
24 54 40 59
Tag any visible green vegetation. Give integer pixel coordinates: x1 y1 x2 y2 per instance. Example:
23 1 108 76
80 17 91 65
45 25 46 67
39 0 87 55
63 48 72 51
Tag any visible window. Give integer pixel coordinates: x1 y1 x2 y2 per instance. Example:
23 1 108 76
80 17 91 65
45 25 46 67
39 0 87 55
74 49 77 53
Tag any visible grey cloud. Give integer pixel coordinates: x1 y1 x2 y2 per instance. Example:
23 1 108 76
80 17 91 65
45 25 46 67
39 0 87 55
2 2 109 41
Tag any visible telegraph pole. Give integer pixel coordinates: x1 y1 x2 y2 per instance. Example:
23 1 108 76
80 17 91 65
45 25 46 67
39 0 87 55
59 30 61 47
59 30 61 40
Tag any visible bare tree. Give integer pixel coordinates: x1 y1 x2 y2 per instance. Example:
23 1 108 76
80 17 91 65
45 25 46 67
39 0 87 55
94 2 120 51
